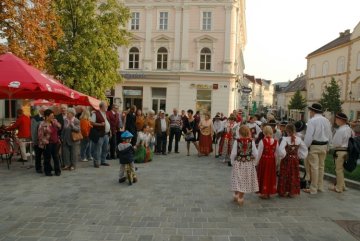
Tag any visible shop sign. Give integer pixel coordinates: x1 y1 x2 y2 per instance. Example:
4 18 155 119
122 72 145 79
196 84 212 89
123 90 142 96
242 86 252 93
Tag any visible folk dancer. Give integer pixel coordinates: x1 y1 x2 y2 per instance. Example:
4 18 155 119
329 113 353 193
303 103 332 195
277 124 308 197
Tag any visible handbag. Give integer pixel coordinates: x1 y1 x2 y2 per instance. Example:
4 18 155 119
71 131 83 142
184 131 194 141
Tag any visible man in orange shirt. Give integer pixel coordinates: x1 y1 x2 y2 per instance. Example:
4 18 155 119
6 109 31 162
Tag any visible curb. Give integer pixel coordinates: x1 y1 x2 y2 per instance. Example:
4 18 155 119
299 165 360 190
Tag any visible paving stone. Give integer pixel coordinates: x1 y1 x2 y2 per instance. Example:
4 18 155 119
0 142 360 241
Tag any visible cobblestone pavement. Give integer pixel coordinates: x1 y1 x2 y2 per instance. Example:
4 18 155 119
1 142 360 241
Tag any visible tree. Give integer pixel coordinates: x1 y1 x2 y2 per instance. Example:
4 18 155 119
319 77 343 114
0 0 62 69
288 90 307 110
48 0 131 99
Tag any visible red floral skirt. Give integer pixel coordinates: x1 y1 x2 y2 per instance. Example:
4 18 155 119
277 155 300 196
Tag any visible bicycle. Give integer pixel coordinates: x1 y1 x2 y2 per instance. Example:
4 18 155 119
0 128 15 170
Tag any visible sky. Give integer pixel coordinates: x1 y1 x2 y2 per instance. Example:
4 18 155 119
244 0 360 83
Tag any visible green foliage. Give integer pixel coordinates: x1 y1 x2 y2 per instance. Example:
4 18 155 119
319 77 343 114
48 0 131 99
288 89 307 110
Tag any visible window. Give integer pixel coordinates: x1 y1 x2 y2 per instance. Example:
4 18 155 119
337 56 345 73
310 64 316 78
196 89 212 115
321 82 327 93
152 88 167 114
338 80 343 95
357 52 360 69
322 61 329 76
157 47 168 70
159 12 168 30
202 12 212 31
308 84 315 99
200 47 211 70
128 47 139 69
131 12 140 30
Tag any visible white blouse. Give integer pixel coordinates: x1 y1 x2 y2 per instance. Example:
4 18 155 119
136 131 153 146
278 136 308 160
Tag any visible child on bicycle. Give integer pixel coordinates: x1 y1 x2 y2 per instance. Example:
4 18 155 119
118 131 137 183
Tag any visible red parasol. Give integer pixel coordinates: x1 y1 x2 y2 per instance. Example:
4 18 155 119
0 52 80 101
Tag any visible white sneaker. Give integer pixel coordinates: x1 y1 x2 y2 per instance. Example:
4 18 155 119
81 158 89 162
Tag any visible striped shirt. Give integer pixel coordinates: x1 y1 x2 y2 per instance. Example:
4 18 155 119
169 114 182 129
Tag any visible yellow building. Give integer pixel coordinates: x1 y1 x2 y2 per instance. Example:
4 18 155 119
306 21 360 120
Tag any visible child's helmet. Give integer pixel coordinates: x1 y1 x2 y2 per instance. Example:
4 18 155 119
121 131 133 139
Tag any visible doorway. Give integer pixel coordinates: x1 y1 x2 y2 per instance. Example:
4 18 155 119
124 97 142 110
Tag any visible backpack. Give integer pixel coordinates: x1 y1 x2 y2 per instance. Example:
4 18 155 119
345 136 360 172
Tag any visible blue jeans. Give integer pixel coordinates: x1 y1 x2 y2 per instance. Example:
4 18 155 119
92 134 109 165
80 137 92 160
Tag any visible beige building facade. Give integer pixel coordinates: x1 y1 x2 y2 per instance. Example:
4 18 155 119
114 0 247 115
306 21 360 120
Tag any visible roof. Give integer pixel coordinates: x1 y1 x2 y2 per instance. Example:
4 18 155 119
283 75 306 93
255 78 262 85
244 74 255 83
307 30 351 57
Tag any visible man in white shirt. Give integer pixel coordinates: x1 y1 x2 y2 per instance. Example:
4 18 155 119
329 113 353 193
303 103 332 194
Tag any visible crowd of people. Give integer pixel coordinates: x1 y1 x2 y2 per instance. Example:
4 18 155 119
1 102 355 204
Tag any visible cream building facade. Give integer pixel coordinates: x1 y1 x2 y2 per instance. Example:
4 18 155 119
114 0 246 115
306 21 360 120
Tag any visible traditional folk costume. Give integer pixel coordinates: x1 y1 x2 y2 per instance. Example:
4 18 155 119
331 114 353 193
230 138 259 193
218 119 239 160
246 122 262 139
256 137 278 196
134 131 154 163
277 135 308 197
198 119 213 155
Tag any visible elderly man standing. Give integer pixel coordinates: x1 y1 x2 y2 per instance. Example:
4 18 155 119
303 103 332 194
155 110 169 155
168 108 182 154
90 101 111 168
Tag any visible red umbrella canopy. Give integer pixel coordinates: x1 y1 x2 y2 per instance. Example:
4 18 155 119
0 52 79 100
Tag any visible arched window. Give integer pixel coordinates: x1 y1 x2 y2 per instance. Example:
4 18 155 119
321 82 327 93
322 61 329 76
129 47 139 69
337 56 345 73
200 47 211 70
310 64 316 78
308 83 315 99
157 47 168 70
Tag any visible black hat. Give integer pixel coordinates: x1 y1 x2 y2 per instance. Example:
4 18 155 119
294 120 306 132
335 112 348 121
279 121 288 126
308 103 323 113
214 115 221 119
267 119 277 126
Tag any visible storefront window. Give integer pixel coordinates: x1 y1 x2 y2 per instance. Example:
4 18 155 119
196 89 211 115
152 88 166 114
